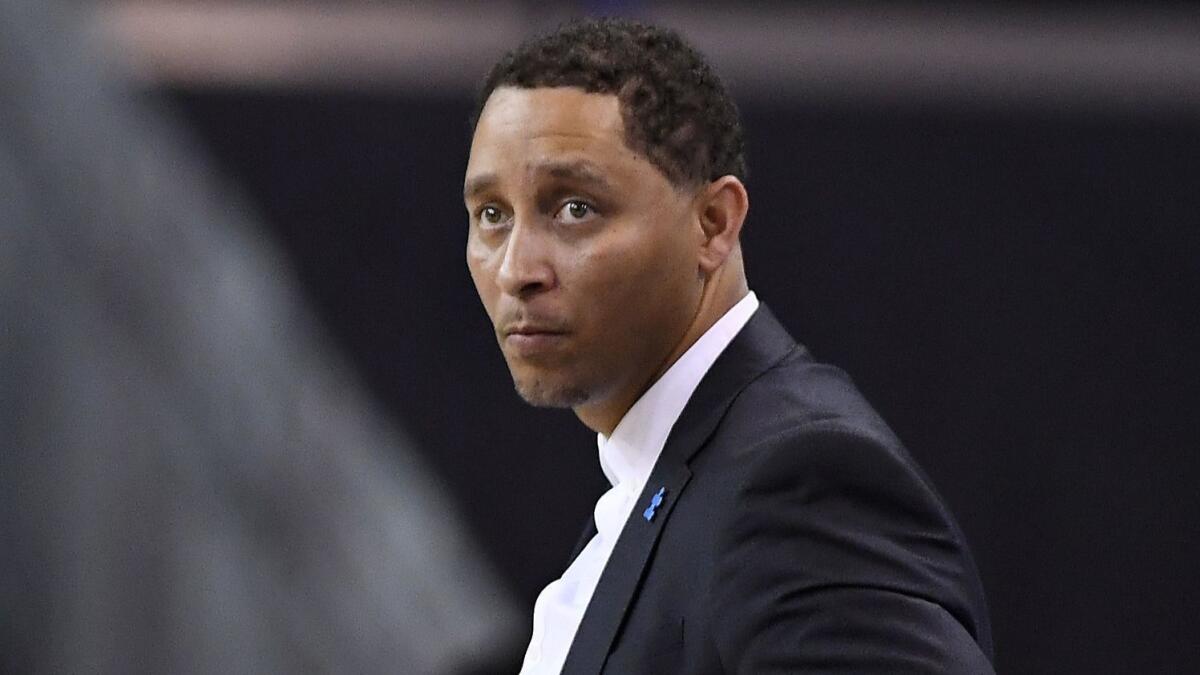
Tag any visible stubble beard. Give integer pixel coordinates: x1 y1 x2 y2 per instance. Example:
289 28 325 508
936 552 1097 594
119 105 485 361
512 373 592 409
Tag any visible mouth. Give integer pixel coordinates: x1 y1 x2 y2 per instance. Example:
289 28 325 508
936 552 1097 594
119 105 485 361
502 324 569 357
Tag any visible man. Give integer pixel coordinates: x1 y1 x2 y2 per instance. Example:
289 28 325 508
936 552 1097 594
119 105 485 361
464 18 994 674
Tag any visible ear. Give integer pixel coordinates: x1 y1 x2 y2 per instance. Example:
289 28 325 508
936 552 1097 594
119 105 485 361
696 175 749 275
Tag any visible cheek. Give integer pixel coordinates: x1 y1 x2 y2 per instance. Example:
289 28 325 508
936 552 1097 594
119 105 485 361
623 215 696 288
574 223 693 321
466 241 499 315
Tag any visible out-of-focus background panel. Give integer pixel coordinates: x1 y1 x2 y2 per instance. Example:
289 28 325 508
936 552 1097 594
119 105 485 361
10 1 1198 673
1 2 520 673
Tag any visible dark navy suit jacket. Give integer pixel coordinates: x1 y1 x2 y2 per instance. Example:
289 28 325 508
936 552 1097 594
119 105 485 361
560 305 995 674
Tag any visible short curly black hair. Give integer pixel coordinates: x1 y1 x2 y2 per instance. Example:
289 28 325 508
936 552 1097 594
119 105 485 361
472 18 747 188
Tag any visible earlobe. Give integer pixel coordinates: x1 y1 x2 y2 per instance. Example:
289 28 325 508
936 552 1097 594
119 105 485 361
697 176 749 275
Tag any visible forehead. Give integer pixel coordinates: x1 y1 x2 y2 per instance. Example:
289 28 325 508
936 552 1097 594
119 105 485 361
465 87 634 187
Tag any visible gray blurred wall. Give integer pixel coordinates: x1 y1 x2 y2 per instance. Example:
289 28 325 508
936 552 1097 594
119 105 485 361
0 2 520 672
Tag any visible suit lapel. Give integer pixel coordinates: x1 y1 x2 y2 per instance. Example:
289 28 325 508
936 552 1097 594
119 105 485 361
561 461 691 674
561 305 800 674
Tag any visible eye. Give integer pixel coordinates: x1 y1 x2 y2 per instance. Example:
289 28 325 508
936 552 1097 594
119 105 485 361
556 199 596 224
476 204 509 228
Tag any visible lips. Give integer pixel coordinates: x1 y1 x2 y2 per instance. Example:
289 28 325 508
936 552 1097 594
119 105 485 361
502 323 569 357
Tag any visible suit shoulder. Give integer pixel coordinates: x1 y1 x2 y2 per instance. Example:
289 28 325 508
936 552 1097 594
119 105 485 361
717 348 901 455
704 356 995 660
707 349 955 539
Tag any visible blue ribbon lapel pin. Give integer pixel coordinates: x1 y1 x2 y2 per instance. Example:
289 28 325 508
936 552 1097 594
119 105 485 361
643 486 667 522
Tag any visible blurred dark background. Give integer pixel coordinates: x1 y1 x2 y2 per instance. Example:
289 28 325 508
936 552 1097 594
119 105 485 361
92 1 1200 672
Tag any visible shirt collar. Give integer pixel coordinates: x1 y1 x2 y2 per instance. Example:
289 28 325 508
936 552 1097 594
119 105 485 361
597 291 761 493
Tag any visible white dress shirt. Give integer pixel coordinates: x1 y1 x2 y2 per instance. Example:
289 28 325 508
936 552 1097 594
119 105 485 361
519 291 761 674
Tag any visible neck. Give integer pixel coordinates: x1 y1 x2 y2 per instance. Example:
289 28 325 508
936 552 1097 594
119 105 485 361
574 258 748 436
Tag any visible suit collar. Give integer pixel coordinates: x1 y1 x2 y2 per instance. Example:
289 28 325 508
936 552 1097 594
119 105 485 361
658 303 799 467
595 291 760 496
562 304 799 674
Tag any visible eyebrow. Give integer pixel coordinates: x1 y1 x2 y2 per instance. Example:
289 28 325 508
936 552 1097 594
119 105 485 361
542 160 613 192
463 173 498 202
463 159 614 201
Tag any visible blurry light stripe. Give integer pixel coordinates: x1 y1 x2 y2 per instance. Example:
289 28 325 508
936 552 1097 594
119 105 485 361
93 2 1200 112
92 2 527 91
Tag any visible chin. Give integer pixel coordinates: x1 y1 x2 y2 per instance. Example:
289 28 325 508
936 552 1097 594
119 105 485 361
512 375 592 409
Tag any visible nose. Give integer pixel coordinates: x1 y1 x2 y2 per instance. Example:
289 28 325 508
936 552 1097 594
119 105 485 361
496 219 555 298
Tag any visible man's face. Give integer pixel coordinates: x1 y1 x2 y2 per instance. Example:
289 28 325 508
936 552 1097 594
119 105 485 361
465 86 702 412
